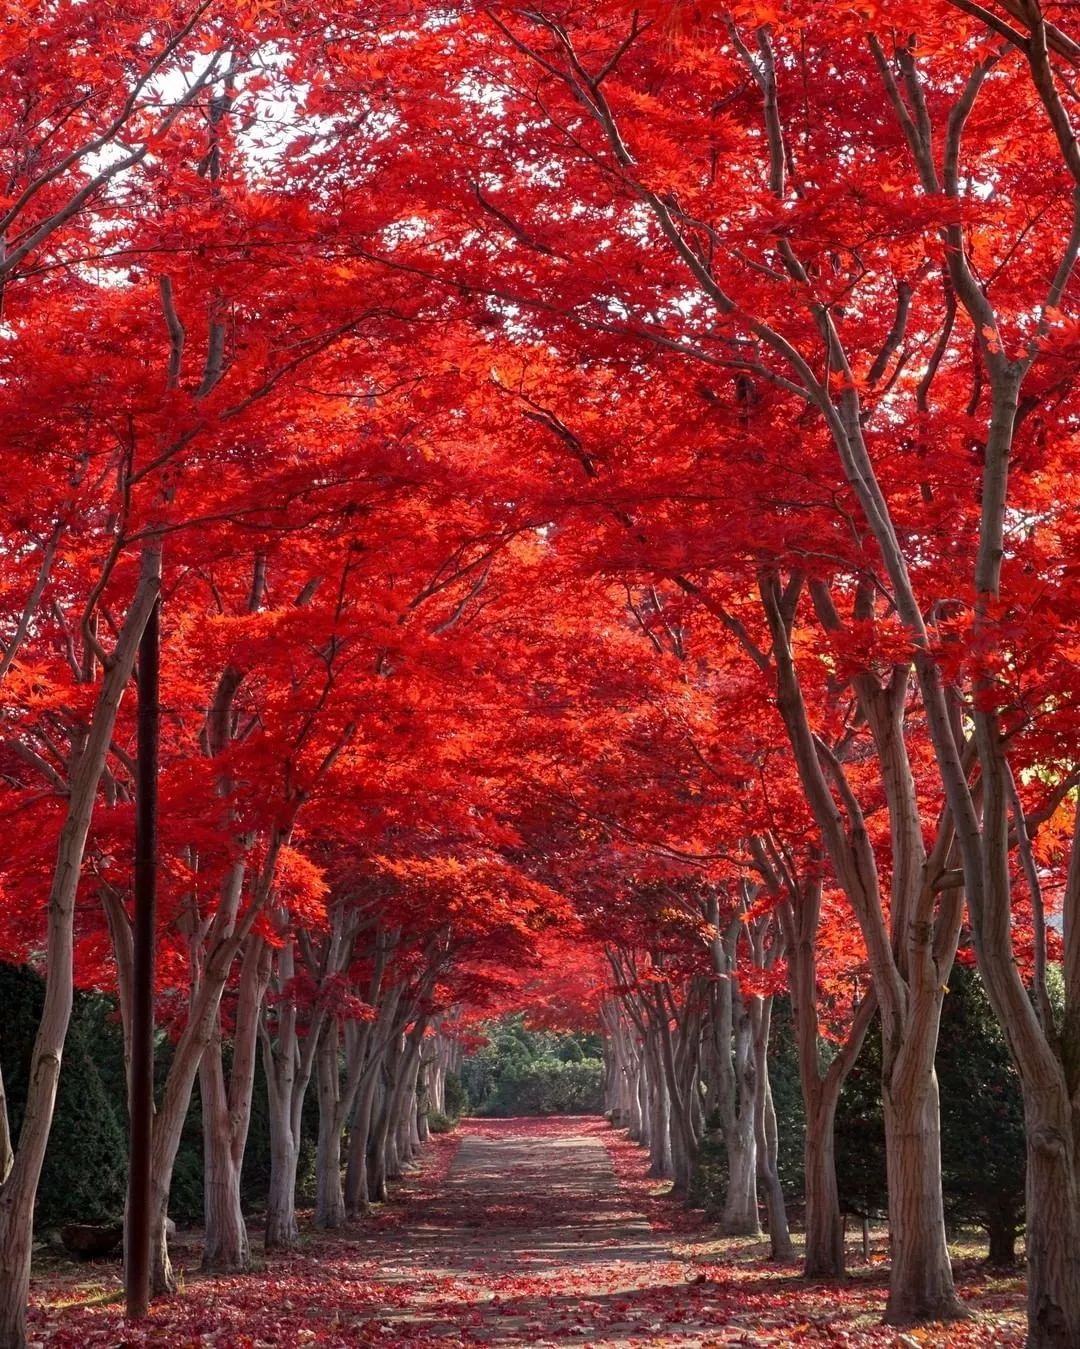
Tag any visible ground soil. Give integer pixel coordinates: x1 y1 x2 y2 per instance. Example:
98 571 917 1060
26 1117 1026 1346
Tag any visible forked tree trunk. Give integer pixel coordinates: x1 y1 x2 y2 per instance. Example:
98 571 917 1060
142 832 288 1291
761 574 962 1319
199 936 268 1272
771 868 877 1281
148 930 240 1295
650 993 698 1193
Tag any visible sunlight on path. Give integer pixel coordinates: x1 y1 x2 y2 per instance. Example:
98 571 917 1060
367 1118 748 1345
29 1118 1025 1345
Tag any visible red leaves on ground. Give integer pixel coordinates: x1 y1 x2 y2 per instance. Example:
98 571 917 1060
28 1119 1024 1347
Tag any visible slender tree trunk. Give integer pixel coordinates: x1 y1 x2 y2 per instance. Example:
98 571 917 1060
636 1050 651 1152
314 1021 346 1229
199 1035 250 1273
720 998 760 1236
752 998 792 1259
625 1042 643 1141
264 1109 300 1250
0 1067 12 1186
126 580 160 1320
0 567 158 1349
369 1067 395 1201
345 1069 379 1217
262 939 305 1251
645 1036 672 1179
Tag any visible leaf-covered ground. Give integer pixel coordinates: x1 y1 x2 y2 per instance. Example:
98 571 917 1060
28 1118 1025 1346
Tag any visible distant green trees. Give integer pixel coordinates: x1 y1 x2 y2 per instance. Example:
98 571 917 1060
459 1016 604 1116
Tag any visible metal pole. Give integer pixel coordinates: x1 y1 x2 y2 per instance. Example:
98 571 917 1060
126 593 159 1320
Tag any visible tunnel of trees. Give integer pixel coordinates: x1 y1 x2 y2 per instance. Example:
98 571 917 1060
0 2 1079 1347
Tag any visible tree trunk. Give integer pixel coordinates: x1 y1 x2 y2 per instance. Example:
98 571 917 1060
0 565 158 1349
985 1216 1017 1269
720 1120 760 1235
802 1088 845 1279
345 1070 379 1217
882 1068 964 1324
369 1068 394 1201
1021 1092 1080 1348
201 1138 249 1273
314 1022 346 1229
199 1035 249 1273
645 1036 672 1179
720 1003 760 1237
635 1049 650 1149
755 1043 792 1259
199 936 267 1272
264 1116 300 1250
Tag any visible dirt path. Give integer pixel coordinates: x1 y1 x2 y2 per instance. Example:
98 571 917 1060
27 1116 1026 1347
367 1120 713 1344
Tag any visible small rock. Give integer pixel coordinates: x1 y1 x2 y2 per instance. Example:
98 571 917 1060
60 1222 123 1260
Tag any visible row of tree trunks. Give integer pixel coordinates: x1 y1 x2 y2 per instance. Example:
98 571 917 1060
601 904 793 1256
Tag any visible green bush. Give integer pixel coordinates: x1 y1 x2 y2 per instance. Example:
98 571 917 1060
443 1071 468 1121
938 964 1025 1263
428 1111 458 1134
460 1016 605 1116
0 964 128 1227
478 1056 604 1116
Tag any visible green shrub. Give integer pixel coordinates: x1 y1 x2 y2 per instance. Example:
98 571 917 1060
938 964 1025 1263
0 964 128 1227
688 1130 729 1216
476 1056 604 1116
460 1015 603 1115
443 1071 468 1121
428 1111 458 1134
